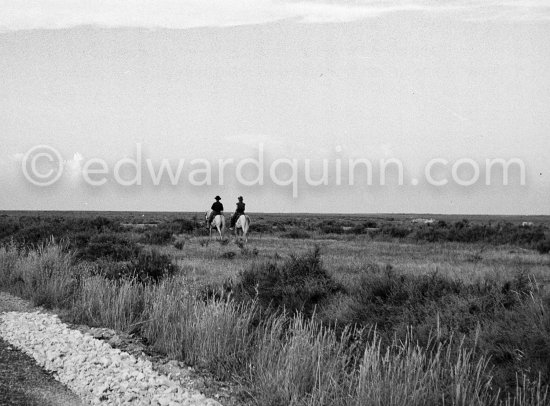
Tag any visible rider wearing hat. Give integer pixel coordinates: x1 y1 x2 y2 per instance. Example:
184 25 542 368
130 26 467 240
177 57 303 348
208 196 224 226
230 196 245 230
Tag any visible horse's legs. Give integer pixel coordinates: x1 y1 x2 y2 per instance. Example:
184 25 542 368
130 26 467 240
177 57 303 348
215 222 222 240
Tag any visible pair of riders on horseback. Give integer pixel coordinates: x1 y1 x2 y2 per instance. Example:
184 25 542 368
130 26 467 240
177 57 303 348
207 196 245 230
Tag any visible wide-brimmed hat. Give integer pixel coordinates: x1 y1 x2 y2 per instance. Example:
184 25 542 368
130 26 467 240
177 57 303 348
238 196 243 201
215 196 221 200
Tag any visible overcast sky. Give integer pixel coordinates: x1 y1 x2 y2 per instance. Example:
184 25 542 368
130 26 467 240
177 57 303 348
0 1 549 214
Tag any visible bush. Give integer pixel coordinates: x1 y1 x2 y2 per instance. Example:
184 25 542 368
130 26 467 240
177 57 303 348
171 218 196 233
281 229 311 239
320 224 344 234
143 228 174 245
380 225 411 238
240 246 259 257
88 248 177 283
77 232 140 262
128 248 177 283
234 246 341 317
536 238 550 254
340 267 464 334
220 251 236 259
250 223 271 233
0 216 122 248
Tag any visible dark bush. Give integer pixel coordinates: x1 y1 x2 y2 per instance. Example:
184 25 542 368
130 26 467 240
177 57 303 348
220 251 236 259
380 225 411 238
342 268 464 332
128 248 177 283
0 215 122 248
478 297 550 391
172 218 196 233
320 224 344 234
281 229 311 239
13 223 62 246
234 246 341 317
250 223 271 234
77 233 140 262
94 259 132 281
93 248 176 283
536 238 550 254
240 246 259 257
143 228 174 245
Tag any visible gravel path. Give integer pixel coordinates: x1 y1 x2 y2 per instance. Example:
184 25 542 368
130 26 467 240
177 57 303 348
0 292 223 406
0 292 83 406
0 337 84 406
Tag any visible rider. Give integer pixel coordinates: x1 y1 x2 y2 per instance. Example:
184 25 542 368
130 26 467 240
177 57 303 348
207 196 224 226
230 196 245 230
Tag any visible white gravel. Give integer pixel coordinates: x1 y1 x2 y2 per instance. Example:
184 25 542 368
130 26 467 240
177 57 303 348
0 311 222 406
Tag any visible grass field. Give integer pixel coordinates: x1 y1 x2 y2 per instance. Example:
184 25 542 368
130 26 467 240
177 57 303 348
1 210 549 405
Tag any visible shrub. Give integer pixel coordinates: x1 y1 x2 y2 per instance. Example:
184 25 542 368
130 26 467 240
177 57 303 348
218 238 230 246
171 218 196 233
340 268 464 335
220 251 236 259
281 229 311 239
380 225 411 238
250 223 271 233
94 259 132 281
478 295 550 391
0 216 122 248
536 238 550 254
88 247 176 284
128 248 177 283
77 232 140 262
321 224 344 234
143 228 174 245
240 246 259 257
234 246 341 317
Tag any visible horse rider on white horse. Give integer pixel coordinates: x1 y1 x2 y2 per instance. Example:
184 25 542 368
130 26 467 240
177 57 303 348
230 196 246 230
207 196 224 227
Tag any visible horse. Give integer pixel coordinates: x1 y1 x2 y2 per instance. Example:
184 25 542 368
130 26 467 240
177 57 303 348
233 213 251 242
205 210 226 240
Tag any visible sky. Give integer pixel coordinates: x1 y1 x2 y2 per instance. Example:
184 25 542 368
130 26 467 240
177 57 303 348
0 0 549 214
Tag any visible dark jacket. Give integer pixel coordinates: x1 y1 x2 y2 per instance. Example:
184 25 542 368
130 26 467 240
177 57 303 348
236 202 245 214
211 201 224 212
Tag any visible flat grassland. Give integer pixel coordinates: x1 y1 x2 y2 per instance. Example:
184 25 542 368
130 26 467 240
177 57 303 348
1 211 550 405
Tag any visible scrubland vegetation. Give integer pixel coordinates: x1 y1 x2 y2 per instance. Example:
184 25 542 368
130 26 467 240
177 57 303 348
1 211 550 405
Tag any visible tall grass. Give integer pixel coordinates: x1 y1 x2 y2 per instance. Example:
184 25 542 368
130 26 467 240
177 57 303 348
70 276 145 332
0 243 77 308
141 279 257 379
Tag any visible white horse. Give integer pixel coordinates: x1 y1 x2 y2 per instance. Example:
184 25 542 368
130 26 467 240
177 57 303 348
233 214 251 242
205 210 225 240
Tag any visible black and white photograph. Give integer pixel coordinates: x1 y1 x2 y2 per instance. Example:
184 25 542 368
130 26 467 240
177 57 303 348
0 1 549 405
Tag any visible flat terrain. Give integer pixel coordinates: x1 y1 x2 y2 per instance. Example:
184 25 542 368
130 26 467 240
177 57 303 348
0 210 549 405
156 235 550 291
